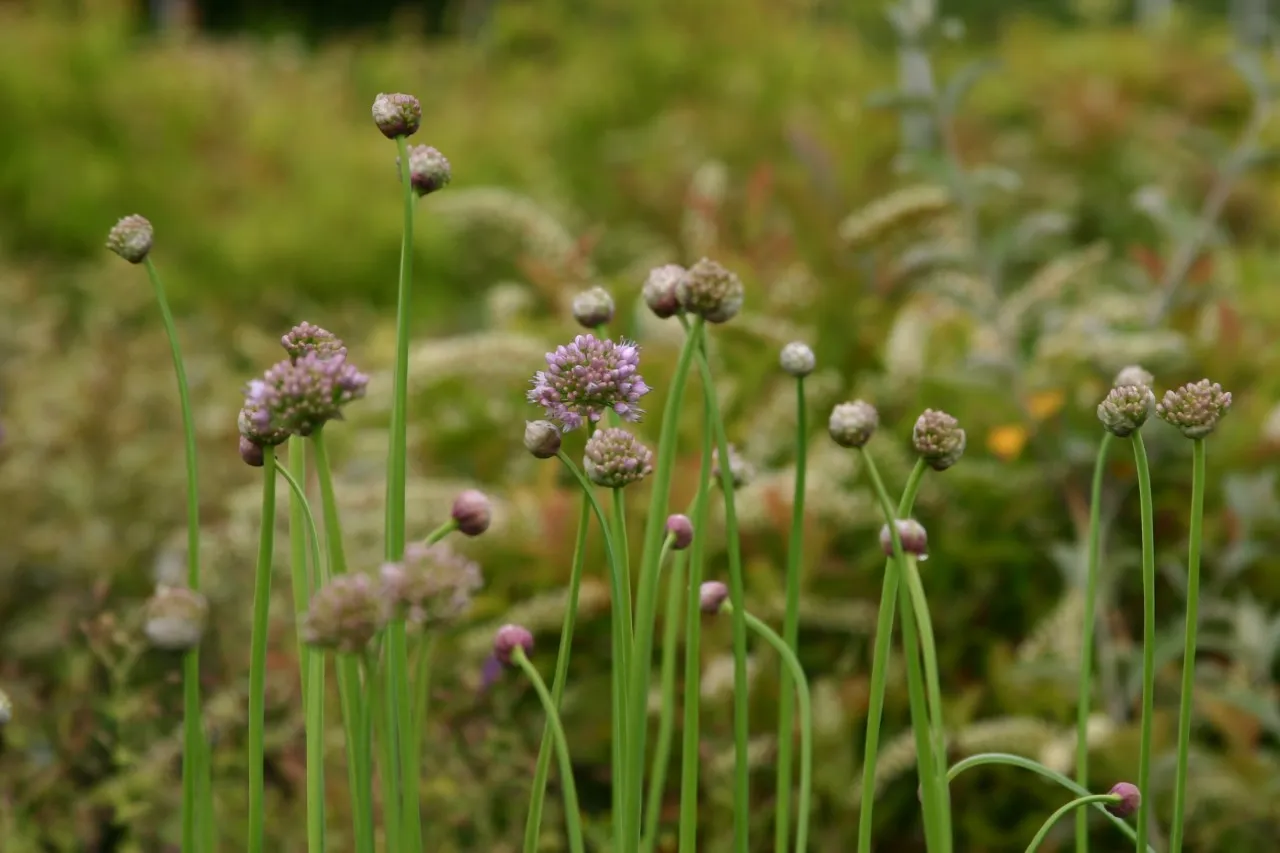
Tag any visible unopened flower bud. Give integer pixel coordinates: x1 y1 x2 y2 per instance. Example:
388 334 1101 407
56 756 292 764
665 514 694 550
239 435 265 468
829 400 879 449
1113 365 1153 388
451 489 491 537
779 342 816 377
404 145 451 196
494 623 535 666
913 409 966 471
584 428 654 489
371 92 421 139
699 581 729 614
570 286 615 329
1105 782 1141 818
1097 384 1155 437
880 519 928 558
643 264 685 319
281 322 346 362
144 585 209 651
711 444 755 490
303 574 386 655
106 215 154 264
1156 379 1232 439
677 258 744 324
524 420 562 459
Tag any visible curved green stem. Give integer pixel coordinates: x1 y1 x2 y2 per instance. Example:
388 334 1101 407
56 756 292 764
900 550 950 837
857 458 927 853
1131 432 1156 853
1028 795 1122 853
1075 432 1113 853
1169 438 1206 853
642 536 684 853
513 647 586 853
247 449 278 853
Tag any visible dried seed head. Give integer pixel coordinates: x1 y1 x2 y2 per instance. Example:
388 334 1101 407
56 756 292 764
572 286 616 329
1156 379 1233 439
913 409 966 471
303 574 386 655
665 514 694 550
779 342 816 378
1113 365 1154 389
643 264 685 319
711 444 755 490
451 489 491 537
677 258 745 324
1097 384 1156 437
372 92 421 139
106 215 154 264
239 435 266 468
584 427 654 489
1105 782 1141 818
493 623 535 666
144 585 209 651
524 420 562 459
380 542 483 629
699 581 729 614
528 334 651 431
402 144 451 196
282 322 347 362
880 519 928 558
829 400 879 449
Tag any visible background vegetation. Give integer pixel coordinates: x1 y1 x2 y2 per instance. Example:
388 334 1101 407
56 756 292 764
2 0 1279 850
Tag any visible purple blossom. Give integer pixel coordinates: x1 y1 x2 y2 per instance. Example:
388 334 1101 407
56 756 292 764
380 542 483 629
281 322 347 362
527 334 651 431
240 351 369 440
584 427 654 489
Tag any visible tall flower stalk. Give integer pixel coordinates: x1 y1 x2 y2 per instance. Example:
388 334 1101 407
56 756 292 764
246 447 278 853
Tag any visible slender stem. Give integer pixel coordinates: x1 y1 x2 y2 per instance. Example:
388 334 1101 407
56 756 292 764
286 440 313 698
247 449 278 853
775 374 807 853
1076 433 1114 853
642 538 685 853
1169 438 1206 853
612 486 634 850
411 634 436 760
305 647 327 853
1028 796 1123 853
276 465 326 608
369 648 401 851
423 519 458 546
390 624 417 847
359 655 380 851
143 256 209 852
513 648 586 853
1131 432 1156 853
857 459 927 853
523 495 592 853
900 550 951 839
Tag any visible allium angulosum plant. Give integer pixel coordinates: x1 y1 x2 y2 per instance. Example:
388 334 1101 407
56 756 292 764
107 90 1231 853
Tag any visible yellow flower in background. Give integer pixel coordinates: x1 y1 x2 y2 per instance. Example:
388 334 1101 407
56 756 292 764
1026 389 1066 422
987 424 1028 461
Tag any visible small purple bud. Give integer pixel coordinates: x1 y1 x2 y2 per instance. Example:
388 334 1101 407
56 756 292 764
106 215 153 264
494 624 535 666
677 258 745 324
1156 379 1232 439
144 585 209 651
372 92 421 139
584 427 654 489
524 420 562 459
779 341 816 377
239 435 266 468
829 400 879 449
1105 782 1141 818
880 519 928 558
665 514 694 550
913 409 966 471
1097 384 1155 437
643 264 685 319
451 489 492 537
281 322 347 362
404 145 451 196
572 286 616 328
699 581 729 614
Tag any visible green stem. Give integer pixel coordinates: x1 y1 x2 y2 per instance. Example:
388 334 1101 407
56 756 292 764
286 440 313 697
901 552 951 841
512 647 586 853
276 464 326 612
775 374 807 853
1131 432 1156 853
856 459 927 853
1076 432 1114 853
1028 795 1123 853
612 486 634 849
369 648 401 851
1169 438 1206 853
247 449 278 853
143 256 209 852
642 538 685 853
305 647 327 853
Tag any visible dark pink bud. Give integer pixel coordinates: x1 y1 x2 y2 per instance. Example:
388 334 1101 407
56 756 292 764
665 514 694 550
494 624 534 666
699 581 728 614
451 489 491 537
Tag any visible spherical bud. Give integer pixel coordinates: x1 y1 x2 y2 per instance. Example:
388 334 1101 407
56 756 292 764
1105 782 1141 818
144 585 209 651
524 420 562 459
880 519 928 558
665 514 694 550
303 574 386 655
1156 379 1233 439
493 623 535 666
1097 384 1156 437
371 92 421 139
711 444 755 490
584 427 654 489
779 342 816 377
912 409 966 471
676 258 745 324
239 435 266 468
528 334 651 430
1113 365 1154 389
281 321 347 362
405 145 451 196
105 214 154 264
699 581 729 614
829 400 879 449
643 264 685 319
380 542 483 628
572 286 615 329
451 489 492 537
0 688 10 726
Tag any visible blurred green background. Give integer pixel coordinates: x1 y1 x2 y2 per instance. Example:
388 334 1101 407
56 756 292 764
3 0 1280 850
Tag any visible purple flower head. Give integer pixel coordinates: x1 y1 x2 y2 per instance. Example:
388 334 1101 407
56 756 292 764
400 145 451 197
243 351 369 439
372 92 421 139
106 214 154 264
527 334 651 431
303 574 386 655
281 322 347 362
1156 379 1232 439
380 542 483 629
584 427 654 489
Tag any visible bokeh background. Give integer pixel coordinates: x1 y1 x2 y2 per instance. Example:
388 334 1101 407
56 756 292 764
3 0 1280 850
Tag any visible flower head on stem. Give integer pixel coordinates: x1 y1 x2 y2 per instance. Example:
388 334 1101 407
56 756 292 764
451 489 492 536
402 145 451 196
281 322 347 362
665 513 694 550
913 409 966 471
583 427 654 488
699 580 729 614
494 623 535 666
528 334 651 430
677 258 745 323
1105 782 1141 818
524 419 563 458
1156 379 1233 439
1114 365 1154 388
572 286 616 328
779 341 816 377
1097 383 1156 437
144 585 209 651
643 264 685 319
303 574 386 655
371 92 422 139
105 214 154 264
880 519 928 558
243 352 369 439
828 400 878 449
380 542 483 629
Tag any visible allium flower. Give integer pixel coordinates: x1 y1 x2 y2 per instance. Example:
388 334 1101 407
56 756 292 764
677 258 744 324
281 322 347 362
524 420 562 459
494 624 535 666
666 514 694 550
528 334 651 431
380 542 483 629
572 286 615 328
144 585 209 651
451 489 491 537
372 92 421 139
1097 384 1155 437
829 400 879 449
1114 365 1154 388
242 352 370 439
779 342 816 377
699 581 729 614
239 435 266 467
913 409 966 471
238 390 290 448
1156 379 1233 439
403 145 451 196
880 519 928 558
584 427 654 488
1106 782 1141 818
303 574 386 655
711 444 755 490
643 264 685 319
105 215 153 264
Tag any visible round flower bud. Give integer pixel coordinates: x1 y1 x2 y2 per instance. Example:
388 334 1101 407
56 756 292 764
643 264 685 319
829 400 879 449
281 321 347 362
451 489 492 537
404 145 451 196
676 258 745 324
144 585 209 651
584 427 654 489
494 623 535 666
239 435 266 468
303 574 386 655
572 286 616 329
0 688 10 726
371 92 421 139
105 214 154 264
880 519 928 558
711 444 755 490
1113 365 1153 389
1097 384 1155 437
779 342 816 377
912 409 966 471
665 514 694 550
1156 379 1233 439
524 420 562 459
1105 782 1141 818
699 581 729 614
